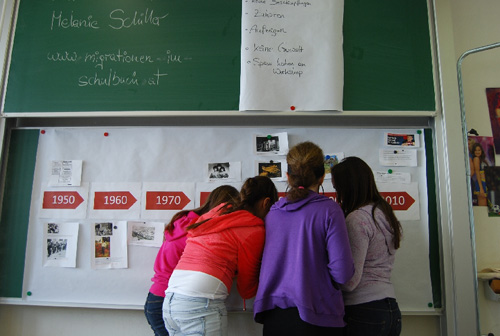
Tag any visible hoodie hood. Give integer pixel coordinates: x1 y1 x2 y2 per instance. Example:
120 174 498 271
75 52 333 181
164 211 199 242
189 207 263 237
272 190 331 212
358 205 397 255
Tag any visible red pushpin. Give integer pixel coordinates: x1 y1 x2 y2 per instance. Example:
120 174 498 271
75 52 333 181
40 130 46 134
104 132 109 137
290 106 296 111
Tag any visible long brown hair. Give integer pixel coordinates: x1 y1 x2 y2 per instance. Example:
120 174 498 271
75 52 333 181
331 156 402 249
286 141 325 202
165 185 239 234
187 176 278 230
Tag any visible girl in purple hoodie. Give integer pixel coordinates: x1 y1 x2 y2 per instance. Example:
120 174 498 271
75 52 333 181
254 141 354 336
144 185 239 336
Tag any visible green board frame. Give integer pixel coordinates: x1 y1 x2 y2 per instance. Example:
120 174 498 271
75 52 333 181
3 0 434 113
0 129 39 297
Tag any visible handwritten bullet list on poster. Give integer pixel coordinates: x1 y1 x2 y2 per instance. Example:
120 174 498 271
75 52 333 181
242 0 311 79
47 8 190 88
239 1 343 111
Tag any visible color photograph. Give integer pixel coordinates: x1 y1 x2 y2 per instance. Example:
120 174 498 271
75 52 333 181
468 136 495 206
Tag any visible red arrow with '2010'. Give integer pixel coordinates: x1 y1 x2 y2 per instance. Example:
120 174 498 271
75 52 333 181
380 192 415 211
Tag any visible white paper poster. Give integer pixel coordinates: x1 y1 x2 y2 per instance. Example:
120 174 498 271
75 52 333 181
89 182 142 219
91 221 128 269
48 160 83 187
39 183 89 219
378 182 420 221
43 222 79 268
240 0 344 111
375 171 411 184
379 149 418 167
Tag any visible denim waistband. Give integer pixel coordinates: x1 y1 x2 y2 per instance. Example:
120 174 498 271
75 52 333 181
348 297 399 310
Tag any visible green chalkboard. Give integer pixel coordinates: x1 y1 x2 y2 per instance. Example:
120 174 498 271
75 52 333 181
3 0 434 112
0 129 39 298
4 0 242 112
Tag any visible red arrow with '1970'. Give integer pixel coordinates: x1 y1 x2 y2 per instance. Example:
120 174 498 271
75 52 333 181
43 191 84 209
146 191 191 210
93 191 137 210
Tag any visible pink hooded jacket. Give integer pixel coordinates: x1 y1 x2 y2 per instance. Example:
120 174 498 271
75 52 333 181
149 211 200 297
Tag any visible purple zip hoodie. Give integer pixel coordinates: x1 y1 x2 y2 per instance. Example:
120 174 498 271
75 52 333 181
149 211 199 297
254 191 354 327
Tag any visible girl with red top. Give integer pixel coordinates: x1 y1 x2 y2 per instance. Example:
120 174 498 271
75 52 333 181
163 176 278 336
144 185 239 336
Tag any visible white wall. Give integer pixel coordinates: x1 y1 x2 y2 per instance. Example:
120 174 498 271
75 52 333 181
448 1 500 335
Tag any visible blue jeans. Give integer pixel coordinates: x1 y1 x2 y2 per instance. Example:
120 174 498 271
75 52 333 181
145 292 169 336
344 298 402 336
163 292 228 336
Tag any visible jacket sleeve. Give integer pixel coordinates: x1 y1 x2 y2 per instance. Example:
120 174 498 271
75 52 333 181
235 227 266 299
326 207 355 285
339 212 370 292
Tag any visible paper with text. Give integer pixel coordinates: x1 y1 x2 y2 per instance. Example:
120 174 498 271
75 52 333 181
240 0 344 111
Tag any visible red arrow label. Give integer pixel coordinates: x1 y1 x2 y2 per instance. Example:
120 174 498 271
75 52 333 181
278 191 414 211
324 192 338 202
380 192 415 211
94 191 137 210
43 191 84 209
200 192 210 207
146 191 191 210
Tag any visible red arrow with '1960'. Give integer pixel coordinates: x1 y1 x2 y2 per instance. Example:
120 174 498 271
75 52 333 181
93 191 137 210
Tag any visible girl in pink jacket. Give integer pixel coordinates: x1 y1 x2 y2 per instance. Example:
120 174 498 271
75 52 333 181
144 185 239 336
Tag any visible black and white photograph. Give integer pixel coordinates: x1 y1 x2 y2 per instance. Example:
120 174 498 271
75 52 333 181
208 162 230 179
131 224 155 241
254 132 289 155
47 223 59 234
95 222 113 236
43 221 79 268
46 238 67 259
256 136 280 153
127 221 164 247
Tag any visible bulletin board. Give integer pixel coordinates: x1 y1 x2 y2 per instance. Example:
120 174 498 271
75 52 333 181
0 126 439 313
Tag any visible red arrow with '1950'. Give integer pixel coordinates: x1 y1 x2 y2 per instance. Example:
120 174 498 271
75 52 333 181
43 191 84 209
